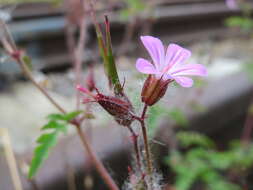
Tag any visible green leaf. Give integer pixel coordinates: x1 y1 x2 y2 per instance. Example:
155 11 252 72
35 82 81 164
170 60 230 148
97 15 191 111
28 111 79 178
28 132 58 178
176 131 215 148
42 120 67 133
104 16 122 95
202 170 241 190
62 111 83 121
47 113 65 121
47 111 82 121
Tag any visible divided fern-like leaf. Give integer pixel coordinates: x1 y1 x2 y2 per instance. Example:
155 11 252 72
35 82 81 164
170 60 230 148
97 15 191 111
28 132 58 178
28 111 82 179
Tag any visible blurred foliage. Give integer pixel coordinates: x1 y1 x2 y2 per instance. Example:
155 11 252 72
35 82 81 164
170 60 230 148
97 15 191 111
176 131 215 148
28 111 82 178
120 0 146 20
147 105 166 137
225 16 253 32
147 105 189 137
193 78 207 88
243 61 253 82
0 0 62 5
166 131 253 190
167 108 189 127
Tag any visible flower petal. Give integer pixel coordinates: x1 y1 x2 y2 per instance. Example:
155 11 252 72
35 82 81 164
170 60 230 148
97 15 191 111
170 64 207 76
136 58 157 74
164 43 191 71
160 73 174 80
226 0 238 10
140 36 165 70
174 76 193 88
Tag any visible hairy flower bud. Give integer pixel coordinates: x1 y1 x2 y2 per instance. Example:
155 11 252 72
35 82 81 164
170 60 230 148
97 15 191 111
77 85 134 126
95 93 134 126
141 75 172 106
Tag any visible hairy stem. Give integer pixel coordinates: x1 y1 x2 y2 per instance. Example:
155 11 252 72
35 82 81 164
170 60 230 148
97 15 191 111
140 104 153 175
75 124 119 190
126 125 141 171
18 58 66 114
15 56 119 190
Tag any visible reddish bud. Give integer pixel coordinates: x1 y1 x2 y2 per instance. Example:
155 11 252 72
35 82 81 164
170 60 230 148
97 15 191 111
95 93 134 126
77 85 134 126
141 75 172 106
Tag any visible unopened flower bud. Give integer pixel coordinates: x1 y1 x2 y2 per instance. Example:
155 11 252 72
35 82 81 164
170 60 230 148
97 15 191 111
141 75 172 106
77 85 134 126
95 93 134 126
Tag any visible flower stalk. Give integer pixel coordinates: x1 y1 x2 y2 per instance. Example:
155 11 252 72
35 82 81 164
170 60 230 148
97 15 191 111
0 21 119 190
18 56 118 190
139 104 153 175
126 125 141 171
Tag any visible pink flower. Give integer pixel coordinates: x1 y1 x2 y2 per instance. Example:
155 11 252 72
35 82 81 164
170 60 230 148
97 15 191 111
136 36 207 88
225 0 238 10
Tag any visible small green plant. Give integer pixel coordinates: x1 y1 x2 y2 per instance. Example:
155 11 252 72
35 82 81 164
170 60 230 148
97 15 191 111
120 0 146 20
166 131 253 190
225 16 253 31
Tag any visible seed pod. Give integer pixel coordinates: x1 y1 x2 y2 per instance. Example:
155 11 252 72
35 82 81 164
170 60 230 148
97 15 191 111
141 75 172 106
95 93 134 126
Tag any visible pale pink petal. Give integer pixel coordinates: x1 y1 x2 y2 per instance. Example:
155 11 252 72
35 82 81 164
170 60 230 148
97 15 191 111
140 36 165 69
226 0 238 10
170 64 207 76
136 58 157 74
164 44 191 71
160 73 174 80
174 76 193 88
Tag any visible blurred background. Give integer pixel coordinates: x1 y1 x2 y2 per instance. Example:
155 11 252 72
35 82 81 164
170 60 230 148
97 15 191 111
1 0 253 190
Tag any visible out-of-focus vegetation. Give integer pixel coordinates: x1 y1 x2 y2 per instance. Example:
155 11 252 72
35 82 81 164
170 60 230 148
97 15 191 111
0 0 61 4
226 16 253 31
120 0 146 20
147 105 188 137
166 132 253 190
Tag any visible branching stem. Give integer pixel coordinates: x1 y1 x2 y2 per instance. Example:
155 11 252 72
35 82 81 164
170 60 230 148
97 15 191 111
13 55 119 190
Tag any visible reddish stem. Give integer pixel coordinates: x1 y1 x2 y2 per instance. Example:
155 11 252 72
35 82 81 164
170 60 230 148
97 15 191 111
139 104 153 175
74 13 87 110
75 124 119 190
14 55 119 190
126 125 141 171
